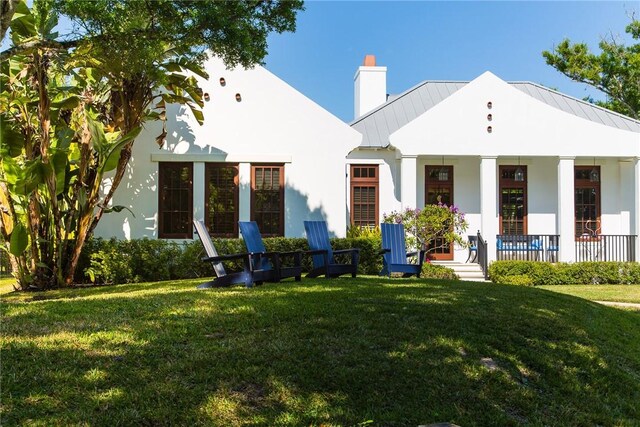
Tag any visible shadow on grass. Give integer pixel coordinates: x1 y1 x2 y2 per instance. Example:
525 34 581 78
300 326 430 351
2 277 640 425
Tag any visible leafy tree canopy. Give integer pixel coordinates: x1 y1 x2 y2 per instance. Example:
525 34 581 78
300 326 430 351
0 0 303 290
53 0 302 73
543 17 640 119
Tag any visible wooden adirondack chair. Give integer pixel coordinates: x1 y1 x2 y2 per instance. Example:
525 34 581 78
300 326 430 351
238 221 302 282
193 220 274 288
303 220 359 278
380 223 425 278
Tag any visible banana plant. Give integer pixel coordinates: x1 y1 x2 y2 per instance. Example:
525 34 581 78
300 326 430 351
1 1 205 289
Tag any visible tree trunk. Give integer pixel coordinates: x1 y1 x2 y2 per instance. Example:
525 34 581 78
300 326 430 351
0 0 19 42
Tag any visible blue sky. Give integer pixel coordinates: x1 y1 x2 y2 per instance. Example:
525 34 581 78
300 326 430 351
264 1 637 122
2 1 635 123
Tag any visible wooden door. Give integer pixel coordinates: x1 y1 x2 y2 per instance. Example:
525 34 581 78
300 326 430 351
425 165 454 260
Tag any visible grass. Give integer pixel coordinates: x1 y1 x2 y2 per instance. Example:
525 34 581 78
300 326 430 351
2 277 640 426
0 277 16 295
538 285 640 304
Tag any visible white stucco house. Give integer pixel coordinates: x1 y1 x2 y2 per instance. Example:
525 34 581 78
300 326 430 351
95 54 640 266
96 56 361 241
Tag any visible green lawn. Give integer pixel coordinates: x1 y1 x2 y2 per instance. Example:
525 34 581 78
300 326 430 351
0 277 16 295
2 277 640 426
538 284 640 304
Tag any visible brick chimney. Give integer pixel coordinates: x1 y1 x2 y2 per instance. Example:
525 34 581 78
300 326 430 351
354 54 387 119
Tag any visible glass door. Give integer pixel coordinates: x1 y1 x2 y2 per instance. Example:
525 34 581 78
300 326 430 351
499 166 527 235
425 165 454 260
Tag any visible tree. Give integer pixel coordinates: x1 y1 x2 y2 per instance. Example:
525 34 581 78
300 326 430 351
383 205 468 257
542 17 640 119
0 0 303 290
0 0 20 40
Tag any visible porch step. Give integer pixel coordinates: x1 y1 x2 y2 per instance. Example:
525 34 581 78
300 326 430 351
430 261 490 282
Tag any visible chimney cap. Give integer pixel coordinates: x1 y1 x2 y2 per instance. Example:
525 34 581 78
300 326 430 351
363 54 376 66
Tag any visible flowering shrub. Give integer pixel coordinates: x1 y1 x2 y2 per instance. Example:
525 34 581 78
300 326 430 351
383 204 468 255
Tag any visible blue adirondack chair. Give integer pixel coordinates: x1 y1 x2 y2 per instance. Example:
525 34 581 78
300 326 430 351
238 221 302 282
193 220 273 288
303 221 359 278
380 223 425 278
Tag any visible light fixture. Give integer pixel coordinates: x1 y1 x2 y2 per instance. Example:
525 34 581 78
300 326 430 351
487 114 492 121
514 157 525 182
219 77 226 86
235 93 242 102
589 158 599 182
487 101 492 109
487 126 492 133
438 156 448 181
203 92 210 102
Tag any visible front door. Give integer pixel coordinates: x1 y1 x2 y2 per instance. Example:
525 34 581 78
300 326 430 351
425 165 454 260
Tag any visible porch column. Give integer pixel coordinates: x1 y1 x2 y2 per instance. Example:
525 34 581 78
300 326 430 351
193 162 205 223
480 156 497 263
401 155 418 209
635 157 640 261
557 157 575 262
238 163 251 236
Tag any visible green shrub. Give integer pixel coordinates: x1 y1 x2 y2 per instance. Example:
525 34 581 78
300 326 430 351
78 235 387 284
488 261 640 286
85 240 133 285
333 237 383 275
346 225 381 239
421 262 458 280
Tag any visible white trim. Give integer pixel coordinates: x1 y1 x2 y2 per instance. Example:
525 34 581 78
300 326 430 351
423 158 461 165
151 153 292 163
346 158 385 165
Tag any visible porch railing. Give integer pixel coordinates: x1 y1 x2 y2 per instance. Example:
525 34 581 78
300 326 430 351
496 234 559 262
575 235 637 262
477 230 488 280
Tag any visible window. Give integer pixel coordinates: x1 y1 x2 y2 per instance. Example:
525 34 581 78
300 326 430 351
350 165 379 228
205 164 239 237
251 165 284 236
499 166 527 235
575 166 601 237
158 162 193 238
425 166 453 205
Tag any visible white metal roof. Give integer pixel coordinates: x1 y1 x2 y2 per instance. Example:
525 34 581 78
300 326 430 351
350 80 640 148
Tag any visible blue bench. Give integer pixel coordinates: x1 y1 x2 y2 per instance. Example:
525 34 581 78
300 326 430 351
497 235 543 260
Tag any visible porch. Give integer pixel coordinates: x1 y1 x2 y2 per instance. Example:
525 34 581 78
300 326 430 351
397 155 640 264
493 233 637 263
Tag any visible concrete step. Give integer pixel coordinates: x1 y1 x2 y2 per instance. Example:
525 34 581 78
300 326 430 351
431 261 490 282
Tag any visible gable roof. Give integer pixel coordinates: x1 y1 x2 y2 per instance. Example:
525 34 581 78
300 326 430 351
350 80 640 148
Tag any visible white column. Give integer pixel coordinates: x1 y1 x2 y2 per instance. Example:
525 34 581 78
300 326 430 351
238 163 251 233
480 156 498 262
557 157 575 262
634 157 640 261
193 162 205 223
400 155 417 210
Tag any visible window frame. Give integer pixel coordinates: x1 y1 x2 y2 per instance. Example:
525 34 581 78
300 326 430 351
158 162 193 239
350 164 379 228
424 165 454 205
498 165 528 235
574 166 601 238
250 164 285 237
204 163 240 238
